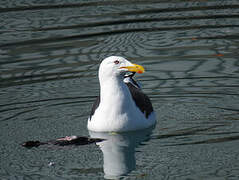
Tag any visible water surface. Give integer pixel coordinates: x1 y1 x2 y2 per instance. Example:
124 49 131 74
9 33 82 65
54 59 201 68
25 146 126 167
1 0 239 179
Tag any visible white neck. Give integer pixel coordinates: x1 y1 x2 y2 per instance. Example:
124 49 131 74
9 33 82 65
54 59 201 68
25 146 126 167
99 76 132 112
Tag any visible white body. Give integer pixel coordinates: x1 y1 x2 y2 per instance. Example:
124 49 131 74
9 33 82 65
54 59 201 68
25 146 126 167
87 56 156 132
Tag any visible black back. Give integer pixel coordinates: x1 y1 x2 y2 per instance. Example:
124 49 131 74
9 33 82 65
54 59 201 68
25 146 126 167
125 82 153 118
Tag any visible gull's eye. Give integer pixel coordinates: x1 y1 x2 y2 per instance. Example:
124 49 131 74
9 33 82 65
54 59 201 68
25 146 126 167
114 60 119 64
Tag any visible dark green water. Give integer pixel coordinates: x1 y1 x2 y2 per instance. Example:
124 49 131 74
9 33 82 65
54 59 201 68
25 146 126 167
1 0 239 179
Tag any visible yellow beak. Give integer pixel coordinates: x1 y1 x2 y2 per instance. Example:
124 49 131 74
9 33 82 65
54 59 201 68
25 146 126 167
120 63 145 74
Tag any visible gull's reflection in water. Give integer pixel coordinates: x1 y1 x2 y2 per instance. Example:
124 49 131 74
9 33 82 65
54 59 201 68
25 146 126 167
89 127 154 179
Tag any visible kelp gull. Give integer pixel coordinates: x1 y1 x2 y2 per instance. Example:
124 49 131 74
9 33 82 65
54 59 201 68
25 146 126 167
87 56 156 132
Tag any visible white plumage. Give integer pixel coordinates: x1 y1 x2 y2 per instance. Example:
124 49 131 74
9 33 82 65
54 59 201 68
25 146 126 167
87 56 156 132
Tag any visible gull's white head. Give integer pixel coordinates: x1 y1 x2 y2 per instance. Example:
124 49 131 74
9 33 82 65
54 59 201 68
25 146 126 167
99 56 144 81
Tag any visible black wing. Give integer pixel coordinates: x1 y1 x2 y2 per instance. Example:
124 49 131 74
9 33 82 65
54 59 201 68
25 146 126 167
125 82 154 118
89 95 100 120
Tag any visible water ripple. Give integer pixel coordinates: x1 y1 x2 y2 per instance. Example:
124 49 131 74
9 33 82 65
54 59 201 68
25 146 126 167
1 0 239 179
1 25 239 48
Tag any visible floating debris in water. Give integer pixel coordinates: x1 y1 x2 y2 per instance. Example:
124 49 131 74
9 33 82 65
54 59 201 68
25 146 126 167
22 135 104 148
22 141 42 148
